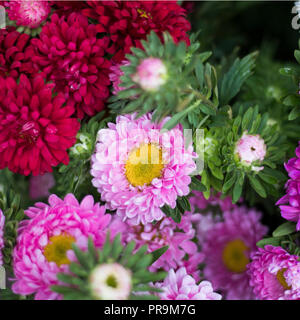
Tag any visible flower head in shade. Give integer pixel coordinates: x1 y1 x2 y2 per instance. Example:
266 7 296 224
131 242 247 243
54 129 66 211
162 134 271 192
89 263 132 300
29 13 111 118
83 0 191 62
155 267 222 300
0 74 80 176
235 132 267 171
109 212 203 281
190 190 236 212
201 206 268 300
0 27 36 78
91 113 197 225
0 210 5 266
29 173 55 200
12 194 111 300
248 245 300 300
4 0 51 28
109 60 130 96
132 58 167 92
276 142 300 230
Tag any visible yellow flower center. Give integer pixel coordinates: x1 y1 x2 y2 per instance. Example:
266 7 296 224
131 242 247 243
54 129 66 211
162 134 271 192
44 234 75 267
276 268 291 290
222 239 250 273
125 143 165 187
137 8 152 19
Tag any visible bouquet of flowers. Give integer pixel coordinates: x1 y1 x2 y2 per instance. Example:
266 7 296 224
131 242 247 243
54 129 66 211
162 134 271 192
0 0 299 300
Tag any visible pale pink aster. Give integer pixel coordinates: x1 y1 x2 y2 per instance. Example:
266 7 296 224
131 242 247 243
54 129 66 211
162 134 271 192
12 193 111 300
235 132 266 171
109 60 130 96
89 263 132 300
91 113 197 225
29 173 55 200
5 0 51 28
132 58 167 91
248 245 300 300
0 209 4 266
109 212 203 281
202 206 268 300
155 267 222 300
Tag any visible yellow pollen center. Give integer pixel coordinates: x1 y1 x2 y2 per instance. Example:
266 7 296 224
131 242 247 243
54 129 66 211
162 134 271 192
125 143 165 187
44 234 75 267
222 239 250 273
137 8 152 19
276 269 291 290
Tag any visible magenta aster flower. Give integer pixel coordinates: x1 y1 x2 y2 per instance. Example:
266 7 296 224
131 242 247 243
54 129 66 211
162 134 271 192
109 60 130 96
190 190 236 212
235 132 267 171
91 113 197 225
12 194 111 300
248 245 300 300
0 210 5 266
202 206 268 300
155 267 222 300
30 13 112 118
276 142 300 230
132 58 167 92
109 212 203 281
5 0 51 28
29 173 55 200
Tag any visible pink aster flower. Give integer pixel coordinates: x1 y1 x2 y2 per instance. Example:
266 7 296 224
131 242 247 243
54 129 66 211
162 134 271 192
202 206 268 300
12 193 111 300
235 132 266 171
248 245 300 300
109 212 203 281
132 58 167 91
109 60 130 96
91 113 197 225
5 0 51 28
0 210 5 266
155 267 222 300
276 142 300 230
29 173 55 200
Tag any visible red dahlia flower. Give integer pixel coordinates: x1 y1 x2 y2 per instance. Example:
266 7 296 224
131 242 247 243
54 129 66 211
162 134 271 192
0 27 36 78
29 13 111 118
0 74 80 176
83 0 191 62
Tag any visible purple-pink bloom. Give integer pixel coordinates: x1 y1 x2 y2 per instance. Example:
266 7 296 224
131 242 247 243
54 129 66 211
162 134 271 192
91 113 197 225
12 193 111 300
201 206 268 300
109 212 203 281
277 142 300 230
0 209 4 266
4 0 51 28
190 190 236 212
155 267 222 300
248 245 300 300
109 60 130 96
29 173 55 200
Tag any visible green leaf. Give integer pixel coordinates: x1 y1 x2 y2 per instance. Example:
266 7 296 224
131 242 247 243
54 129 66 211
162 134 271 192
151 246 169 264
288 107 300 121
257 237 281 248
219 52 258 105
272 222 296 237
248 175 267 198
190 176 206 192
